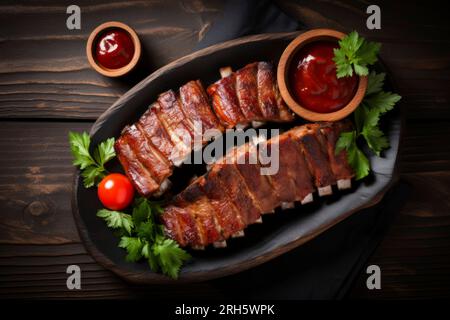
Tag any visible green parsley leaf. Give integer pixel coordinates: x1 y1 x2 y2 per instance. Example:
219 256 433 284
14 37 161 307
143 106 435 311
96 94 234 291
142 241 159 272
347 143 370 180
364 91 402 114
335 131 356 155
93 138 115 166
341 30 364 55
97 209 134 235
137 221 155 241
132 197 151 228
333 31 381 78
69 131 96 170
353 103 368 133
363 107 381 129
119 236 143 262
333 48 354 78
366 71 386 95
362 125 390 156
334 70 401 180
81 165 105 188
68 131 116 188
97 196 189 279
356 40 381 66
353 63 369 77
152 235 191 279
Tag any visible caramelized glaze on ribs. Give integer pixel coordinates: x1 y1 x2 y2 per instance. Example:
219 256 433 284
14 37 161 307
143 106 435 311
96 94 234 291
290 124 336 189
231 144 279 213
115 62 294 197
179 80 224 137
160 121 354 248
114 135 159 196
122 125 172 185
207 62 294 128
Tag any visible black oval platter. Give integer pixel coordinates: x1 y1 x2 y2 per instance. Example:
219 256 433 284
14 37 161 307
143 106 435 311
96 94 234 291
72 31 402 284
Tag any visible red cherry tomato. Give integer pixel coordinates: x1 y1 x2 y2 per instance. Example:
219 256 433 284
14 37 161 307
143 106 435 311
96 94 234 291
98 173 134 210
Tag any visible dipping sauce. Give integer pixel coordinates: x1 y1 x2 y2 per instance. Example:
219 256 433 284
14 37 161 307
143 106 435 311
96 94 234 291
289 41 358 113
95 28 135 70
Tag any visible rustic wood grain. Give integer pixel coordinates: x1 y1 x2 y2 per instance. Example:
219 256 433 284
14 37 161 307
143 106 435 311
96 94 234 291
276 0 450 299
1 117 448 297
0 0 223 119
0 0 449 298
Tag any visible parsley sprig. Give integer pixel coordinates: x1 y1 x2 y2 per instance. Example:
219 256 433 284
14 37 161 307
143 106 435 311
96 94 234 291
333 31 381 78
69 132 115 187
97 197 191 279
336 71 401 179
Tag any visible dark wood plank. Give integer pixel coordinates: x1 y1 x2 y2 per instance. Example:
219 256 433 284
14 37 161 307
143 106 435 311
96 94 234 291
0 0 223 119
277 0 450 122
276 0 450 299
348 171 450 299
0 121 89 245
0 118 448 297
0 0 449 299
0 243 223 299
0 121 223 298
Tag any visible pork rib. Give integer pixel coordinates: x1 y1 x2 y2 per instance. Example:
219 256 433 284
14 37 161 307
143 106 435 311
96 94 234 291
116 62 295 198
160 120 354 248
207 62 294 128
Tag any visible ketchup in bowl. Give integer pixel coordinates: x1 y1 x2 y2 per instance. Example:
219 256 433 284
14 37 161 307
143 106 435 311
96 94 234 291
95 28 135 70
289 41 358 113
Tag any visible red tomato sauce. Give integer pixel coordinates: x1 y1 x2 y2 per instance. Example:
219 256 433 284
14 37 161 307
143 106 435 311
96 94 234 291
289 41 358 113
95 28 135 70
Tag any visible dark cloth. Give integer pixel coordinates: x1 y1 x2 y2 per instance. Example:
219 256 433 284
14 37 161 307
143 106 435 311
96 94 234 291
195 0 300 50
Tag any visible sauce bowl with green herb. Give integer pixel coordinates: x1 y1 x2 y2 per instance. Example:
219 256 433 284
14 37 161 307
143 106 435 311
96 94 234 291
277 29 368 122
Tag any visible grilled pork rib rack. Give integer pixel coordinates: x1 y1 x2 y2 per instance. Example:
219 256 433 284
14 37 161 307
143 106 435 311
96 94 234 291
115 62 294 197
161 121 354 249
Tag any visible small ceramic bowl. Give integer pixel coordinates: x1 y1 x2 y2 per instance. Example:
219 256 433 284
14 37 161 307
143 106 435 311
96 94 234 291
86 21 141 77
277 29 368 122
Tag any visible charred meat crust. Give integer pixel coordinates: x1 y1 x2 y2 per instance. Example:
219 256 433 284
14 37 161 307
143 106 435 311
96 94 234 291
179 80 224 135
122 125 172 184
116 62 295 198
207 75 245 128
199 173 246 238
114 134 159 196
161 121 354 248
175 182 224 246
292 125 336 188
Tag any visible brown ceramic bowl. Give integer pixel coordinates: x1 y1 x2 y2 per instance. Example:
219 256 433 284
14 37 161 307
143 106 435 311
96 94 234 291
277 29 368 122
86 21 141 77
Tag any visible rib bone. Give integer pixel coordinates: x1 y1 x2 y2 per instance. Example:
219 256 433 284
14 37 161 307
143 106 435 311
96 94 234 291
318 185 333 197
301 193 314 204
236 123 249 130
281 202 295 209
231 230 245 238
337 179 351 190
213 241 227 248
220 66 233 78
252 121 265 128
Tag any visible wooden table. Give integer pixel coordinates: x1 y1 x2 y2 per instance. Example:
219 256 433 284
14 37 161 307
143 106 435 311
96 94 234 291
0 0 449 299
